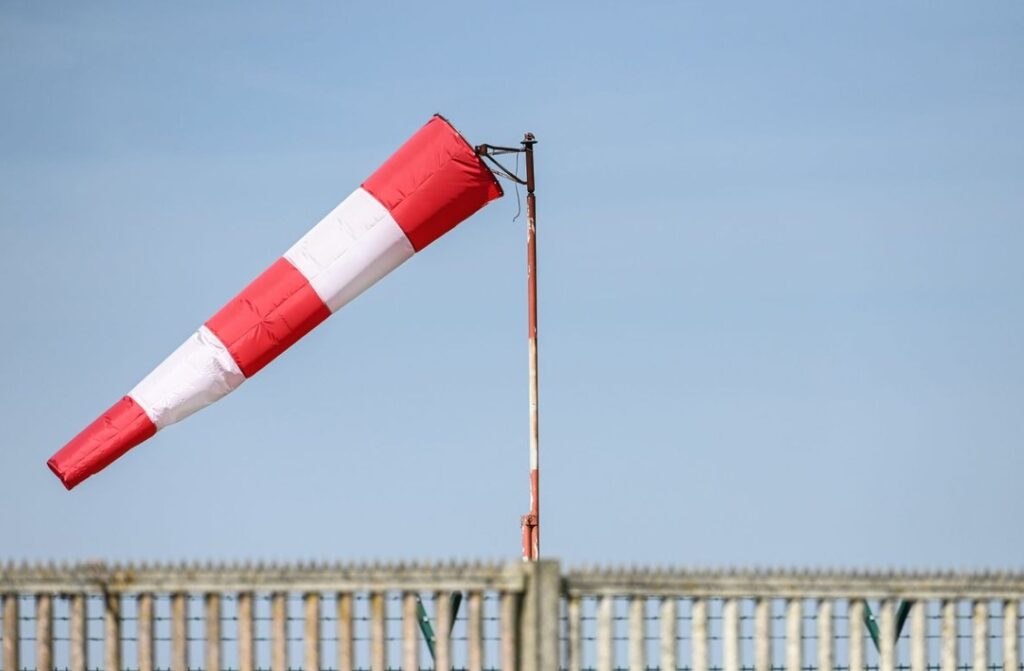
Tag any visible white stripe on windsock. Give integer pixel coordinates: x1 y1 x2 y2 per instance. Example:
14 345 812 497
129 325 244 430
284 187 414 313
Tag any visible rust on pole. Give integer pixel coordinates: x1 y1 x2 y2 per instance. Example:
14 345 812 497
521 131 540 561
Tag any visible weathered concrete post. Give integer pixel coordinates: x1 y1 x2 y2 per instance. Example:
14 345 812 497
137 593 154 671
519 559 560 671
36 594 53 671
1005 599 1020 671
2 594 18 671
205 594 221 671
849 600 866 671
70 594 87 671
171 592 188 671
104 593 120 671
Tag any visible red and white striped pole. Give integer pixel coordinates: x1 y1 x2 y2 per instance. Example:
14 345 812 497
474 134 542 560
47 115 503 490
521 133 539 561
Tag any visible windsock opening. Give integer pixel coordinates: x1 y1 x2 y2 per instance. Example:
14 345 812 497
363 114 504 250
48 115 504 490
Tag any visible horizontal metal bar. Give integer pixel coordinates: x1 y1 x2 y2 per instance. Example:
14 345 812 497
475 144 525 155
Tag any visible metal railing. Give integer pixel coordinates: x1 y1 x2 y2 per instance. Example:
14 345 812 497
1 561 1021 671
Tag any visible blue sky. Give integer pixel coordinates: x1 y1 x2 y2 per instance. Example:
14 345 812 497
1 2 1022 567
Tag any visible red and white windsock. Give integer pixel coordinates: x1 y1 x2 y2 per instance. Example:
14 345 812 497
47 115 502 490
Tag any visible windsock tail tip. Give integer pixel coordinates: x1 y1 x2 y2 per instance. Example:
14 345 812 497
47 396 157 492
46 457 75 490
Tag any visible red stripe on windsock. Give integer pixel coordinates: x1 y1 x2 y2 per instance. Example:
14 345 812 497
205 258 331 378
46 396 157 490
363 115 503 251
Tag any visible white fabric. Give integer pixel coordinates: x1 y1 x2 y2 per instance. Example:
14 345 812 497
284 187 415 313
129 325 245 429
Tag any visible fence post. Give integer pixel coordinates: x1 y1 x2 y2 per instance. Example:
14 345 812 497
818 599 834 671
238 592 255 671
104 592 121 671
596 595 614 671
785 598 802 671
849 600 865 671
402 592 419 671
172 592 188 671
271 592 287 671
630 596 646 671
520 559 560 671
567 595 583 671
661 597 678 671
206 593 222 671
2 594 18 671
1005 600 1019 671
501 591 520 671
972 600 988 671
70 594 87 671
910 600 926 671
304 593 320 671
724 598 740 671
693 598 709 671
138 593 154 671
941 600 958 671
879 599 896 671
435 592 451 671
467 591 485 671
337 592 354 671
755 598 772 671
36 594 53 671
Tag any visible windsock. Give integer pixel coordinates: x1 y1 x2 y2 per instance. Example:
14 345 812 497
47 115 502 490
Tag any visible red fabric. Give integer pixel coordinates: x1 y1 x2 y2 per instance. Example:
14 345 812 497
47 396 157 490
206 258 331 378
362 115 503 252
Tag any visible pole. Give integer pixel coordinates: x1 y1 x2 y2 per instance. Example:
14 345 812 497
472 134 540 561
521 132 539 561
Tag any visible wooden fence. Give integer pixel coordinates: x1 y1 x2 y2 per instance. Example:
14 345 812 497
1 561 1022 671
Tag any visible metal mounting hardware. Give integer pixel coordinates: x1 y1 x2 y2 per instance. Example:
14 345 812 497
475 143 529 185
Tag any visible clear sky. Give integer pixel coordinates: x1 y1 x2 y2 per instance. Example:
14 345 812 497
1 2 1022 568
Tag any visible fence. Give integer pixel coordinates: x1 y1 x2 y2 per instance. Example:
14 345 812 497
1 561 1022 671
